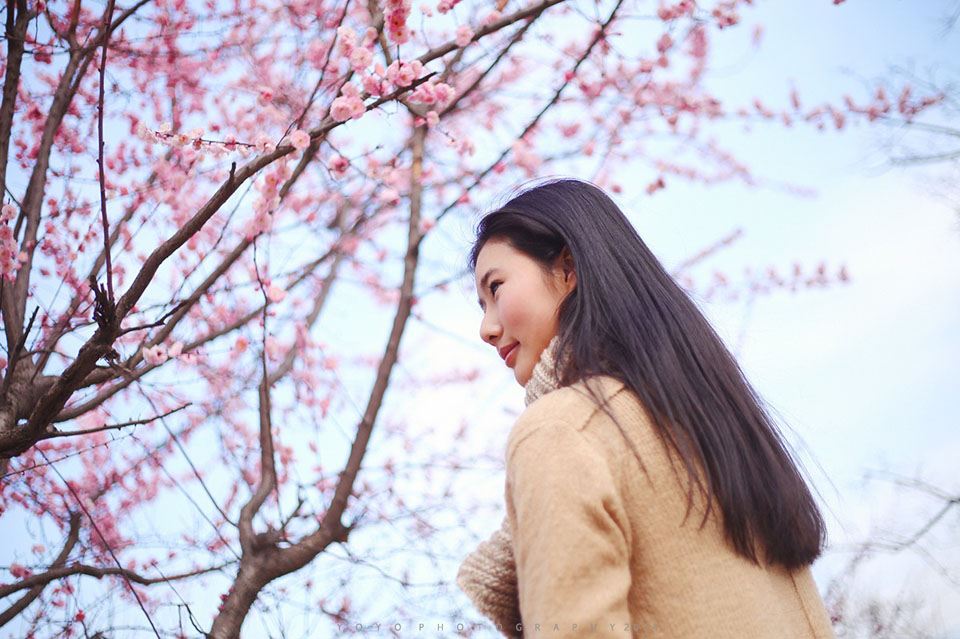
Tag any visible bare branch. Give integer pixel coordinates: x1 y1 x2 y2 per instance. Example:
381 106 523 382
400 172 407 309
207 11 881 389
0 558 235 600
96 0 117 303
37 403 191 441
315 123 428 545
237 278 279 554
890 148 960 165
0 1 35 213
0 512 80 628
35 447 163 639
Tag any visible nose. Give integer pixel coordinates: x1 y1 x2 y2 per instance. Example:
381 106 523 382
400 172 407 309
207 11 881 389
479 309 501 347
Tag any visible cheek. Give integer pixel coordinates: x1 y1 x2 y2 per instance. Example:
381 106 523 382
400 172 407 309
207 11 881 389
498 288 535 335
499 283 556 340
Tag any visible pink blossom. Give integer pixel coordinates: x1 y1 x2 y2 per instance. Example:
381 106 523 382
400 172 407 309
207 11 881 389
134 121 154 142
433 82 454 107
437 0 459 13
687 24 707 59
457 138 476 155
328 154 350 176
389 25 412 44
267 285 287 303
419 217 436 234
712 3 739 28
168 341 184 358
455 25 473 48
379 188 400 203
426 111 439 127
252 134 274 153
289 129 310 150
362 73 385 96
143 345 167 366
341 236 360 254
409 82 436 104
485 9 502 24
511 140 541 176
234 336 248 354
385 0 412 43
9 563 31 579
337 26 357 45
331 95 366 121
337 26 357 56
350 47 373 71
646 176 666 195
386 60 423 87
265 337 281 358
657 0 695 20
1 203 15 222
306 39 327 66
656 33 673 54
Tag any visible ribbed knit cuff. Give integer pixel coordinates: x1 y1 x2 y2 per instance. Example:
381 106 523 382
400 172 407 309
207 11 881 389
456 516 523 639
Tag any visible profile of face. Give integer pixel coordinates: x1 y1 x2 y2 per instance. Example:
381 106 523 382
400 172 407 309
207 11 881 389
474 238 577 387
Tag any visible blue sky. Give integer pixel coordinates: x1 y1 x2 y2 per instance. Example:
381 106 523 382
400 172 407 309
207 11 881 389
403 1 960 635
3 2 958 637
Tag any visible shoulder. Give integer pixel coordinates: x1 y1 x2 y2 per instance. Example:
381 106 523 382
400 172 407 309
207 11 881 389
506 374 631 462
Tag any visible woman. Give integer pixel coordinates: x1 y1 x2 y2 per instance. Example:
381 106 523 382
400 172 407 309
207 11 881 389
456 178 835 638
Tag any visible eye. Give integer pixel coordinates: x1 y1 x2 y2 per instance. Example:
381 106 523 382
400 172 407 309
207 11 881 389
489 280 502 296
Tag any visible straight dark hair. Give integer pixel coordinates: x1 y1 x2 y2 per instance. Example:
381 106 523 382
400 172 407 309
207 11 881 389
468 177 826 570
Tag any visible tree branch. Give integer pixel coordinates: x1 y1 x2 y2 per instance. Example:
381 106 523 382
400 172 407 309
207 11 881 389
37 403 190 441
0 512 79 628
0 558 234 600
435 0 624 225
96 0 118 303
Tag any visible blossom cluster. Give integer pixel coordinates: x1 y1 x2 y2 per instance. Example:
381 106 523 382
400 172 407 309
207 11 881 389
142 340 196 366
336 26 378 72
1 203 27 281
657 0 695 20
245 159 293 239
331 84 367 122
436 0 463 13
135 122 275 158
845 84 945 123
384 0 412 43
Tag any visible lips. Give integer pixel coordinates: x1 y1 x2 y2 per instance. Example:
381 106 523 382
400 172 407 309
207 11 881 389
499 342 519 362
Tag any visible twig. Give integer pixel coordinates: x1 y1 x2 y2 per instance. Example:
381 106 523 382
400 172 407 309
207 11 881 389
116 298 192 337
36 403 191 441
435 0 625 225
0 306 38 398
97 0 117 303
36 448 163 639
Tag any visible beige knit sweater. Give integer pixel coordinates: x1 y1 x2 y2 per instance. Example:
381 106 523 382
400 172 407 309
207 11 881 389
456 335 836 638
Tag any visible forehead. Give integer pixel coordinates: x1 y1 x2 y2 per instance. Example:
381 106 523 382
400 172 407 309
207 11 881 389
474 239 519 283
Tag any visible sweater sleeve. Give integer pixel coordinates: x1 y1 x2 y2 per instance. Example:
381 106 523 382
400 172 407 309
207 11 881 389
505 419 633 637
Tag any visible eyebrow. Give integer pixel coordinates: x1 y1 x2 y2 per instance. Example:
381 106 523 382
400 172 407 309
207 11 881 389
477 268 500 309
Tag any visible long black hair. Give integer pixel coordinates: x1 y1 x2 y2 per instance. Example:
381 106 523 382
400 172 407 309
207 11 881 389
468 177 826 570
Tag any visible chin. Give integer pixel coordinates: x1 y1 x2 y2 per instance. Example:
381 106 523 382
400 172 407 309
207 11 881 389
515 367 531 387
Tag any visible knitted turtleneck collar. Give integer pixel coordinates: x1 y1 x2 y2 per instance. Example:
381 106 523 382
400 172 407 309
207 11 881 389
522 333 567 407
456 334 568 638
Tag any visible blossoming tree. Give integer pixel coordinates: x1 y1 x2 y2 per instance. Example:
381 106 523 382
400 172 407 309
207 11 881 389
0 0 945 636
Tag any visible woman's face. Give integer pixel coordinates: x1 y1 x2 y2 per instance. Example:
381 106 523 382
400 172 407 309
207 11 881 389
474 238 576 387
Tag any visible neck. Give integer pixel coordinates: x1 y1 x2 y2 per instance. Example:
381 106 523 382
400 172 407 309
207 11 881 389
523 334 568 406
